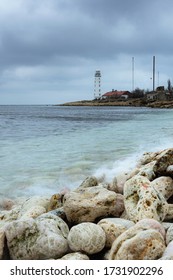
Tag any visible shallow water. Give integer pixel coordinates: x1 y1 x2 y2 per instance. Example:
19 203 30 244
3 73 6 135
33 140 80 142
0 105 173 198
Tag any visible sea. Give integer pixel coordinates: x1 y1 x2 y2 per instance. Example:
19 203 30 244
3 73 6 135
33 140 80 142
1 105 173 199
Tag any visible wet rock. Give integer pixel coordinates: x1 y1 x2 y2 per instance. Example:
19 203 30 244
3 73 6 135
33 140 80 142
77 176 98 190
124 175 168 222
47 194 63 212
130 161 156 180
60 252 89 260
153 148 173 175
5 213 69 260
68 222 106 254
98 218 134 248
151 176 173 200
63 186 124 223
109 221 165 260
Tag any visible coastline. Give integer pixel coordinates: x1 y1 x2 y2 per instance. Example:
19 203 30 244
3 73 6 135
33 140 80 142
58 98 173 108
1 147 173 260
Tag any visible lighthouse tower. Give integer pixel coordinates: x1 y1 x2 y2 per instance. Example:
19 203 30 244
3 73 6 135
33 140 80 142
94 70 101 99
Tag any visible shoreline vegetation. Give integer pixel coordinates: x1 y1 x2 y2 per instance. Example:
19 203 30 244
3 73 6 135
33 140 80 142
59 98 173 108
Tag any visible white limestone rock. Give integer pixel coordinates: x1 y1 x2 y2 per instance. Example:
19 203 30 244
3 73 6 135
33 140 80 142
19 206 46 220
151 176 173 200
166 225 173 245
124 175 168 222
109 223 165 260
159 241 173 260
68 222 106 254
98 218 134 248
0 206 21 228
5 213 69 260
60 252 89 260
19 196 50 215
63 186 124 223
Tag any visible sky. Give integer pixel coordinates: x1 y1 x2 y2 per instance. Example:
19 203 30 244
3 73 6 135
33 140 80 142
1 0 173 104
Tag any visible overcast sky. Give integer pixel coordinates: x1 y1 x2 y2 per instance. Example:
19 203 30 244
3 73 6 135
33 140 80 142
1 0 173 104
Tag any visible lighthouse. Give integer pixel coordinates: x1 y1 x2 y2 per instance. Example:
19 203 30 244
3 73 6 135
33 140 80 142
94 70 101 99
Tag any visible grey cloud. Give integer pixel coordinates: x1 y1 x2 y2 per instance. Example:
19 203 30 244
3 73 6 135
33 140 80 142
0 0 173 104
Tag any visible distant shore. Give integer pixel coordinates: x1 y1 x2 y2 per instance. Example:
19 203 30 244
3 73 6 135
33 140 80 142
59 99 173 109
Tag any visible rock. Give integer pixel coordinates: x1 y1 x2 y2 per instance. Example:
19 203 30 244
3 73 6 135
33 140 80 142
68 222 106 254
135 218 166 239
98 218 134 248
0 229 5 259
77 176 98 189
109 173 129 194
162 222 173 231
60 252 89 260
129 161 156 181
138 148 173 177
0 198 15 211
153 148 173 175
0 207 21 228
164 204 173 220
63 186 124 223
124 175 168 222
19 206 46 220
47 194 63 212
166 225 173 245
159 241 173 260
151 176 173 200
19 196 50 215
48 207 66 220
166 165 173 177
138 151 159 166
109 221 165 260
5 213 69 260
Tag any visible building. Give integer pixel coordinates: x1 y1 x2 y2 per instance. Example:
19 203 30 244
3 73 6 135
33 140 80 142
146 86 173 101
102 90 130 100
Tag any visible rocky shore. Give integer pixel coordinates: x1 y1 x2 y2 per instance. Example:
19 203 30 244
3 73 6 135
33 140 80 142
1 148 173 260
59 99 173 108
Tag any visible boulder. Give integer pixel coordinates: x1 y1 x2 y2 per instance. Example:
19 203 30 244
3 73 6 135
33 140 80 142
68 222 106 254
60 252 89 260
154 148 173 174
47 194 63 212
159 241 173 260
151 176 173 200
109 220 166 260
166 225 173 245
77 176 98 190
5 213 69 260
0 207 21 228
63 186 124 223
19 206 46 220
98 218 134 248
124 175 168 222
164 204 173 220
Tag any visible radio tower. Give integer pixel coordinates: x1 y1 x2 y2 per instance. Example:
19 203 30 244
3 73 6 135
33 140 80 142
94 70 101 99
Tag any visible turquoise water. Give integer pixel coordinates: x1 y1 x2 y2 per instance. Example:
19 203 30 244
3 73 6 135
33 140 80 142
0 105 173 198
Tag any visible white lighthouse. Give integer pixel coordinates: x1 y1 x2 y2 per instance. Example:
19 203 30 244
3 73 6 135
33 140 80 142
94 70 101 99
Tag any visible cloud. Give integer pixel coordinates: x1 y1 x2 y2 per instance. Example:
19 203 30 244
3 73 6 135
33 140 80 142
0 0 173 104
